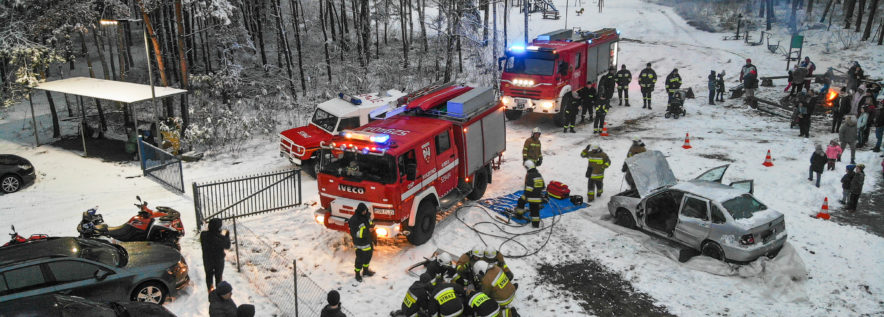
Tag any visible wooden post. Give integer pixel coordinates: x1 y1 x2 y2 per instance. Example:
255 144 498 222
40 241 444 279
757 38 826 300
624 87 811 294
27 92 40 146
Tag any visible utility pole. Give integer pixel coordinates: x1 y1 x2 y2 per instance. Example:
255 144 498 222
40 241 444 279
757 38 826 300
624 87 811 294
524 0 528 44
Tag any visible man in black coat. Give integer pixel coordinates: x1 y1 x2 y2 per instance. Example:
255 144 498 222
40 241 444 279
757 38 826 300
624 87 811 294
208 281 237 317
616 64 632 106
564 90 581 133
846 164 866 211
665 68 682 103
321 290 347 317
832 87 851 133
349 203 375 282
639 63 658 109
579 85 596 123
598 67 617 103
201 218 231 291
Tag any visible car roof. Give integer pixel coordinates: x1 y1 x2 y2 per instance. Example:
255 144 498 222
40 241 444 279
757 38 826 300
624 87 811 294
0 237 83 267
318 90 406 117
670 181 747 202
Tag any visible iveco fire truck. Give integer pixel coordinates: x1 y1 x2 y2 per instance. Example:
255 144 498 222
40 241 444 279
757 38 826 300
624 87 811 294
313 84 506 245
500 28 620 126
279 90 406 177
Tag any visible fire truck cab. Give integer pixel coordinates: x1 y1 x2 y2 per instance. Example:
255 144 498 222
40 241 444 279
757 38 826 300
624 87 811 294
279 90 406 177
500 28 619 126
313 84 506 245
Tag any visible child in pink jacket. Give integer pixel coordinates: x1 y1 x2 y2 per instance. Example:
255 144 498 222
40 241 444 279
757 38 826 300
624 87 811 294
826 139 842 171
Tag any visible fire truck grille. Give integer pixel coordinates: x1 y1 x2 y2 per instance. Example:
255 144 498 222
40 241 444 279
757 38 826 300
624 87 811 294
509 88 542 99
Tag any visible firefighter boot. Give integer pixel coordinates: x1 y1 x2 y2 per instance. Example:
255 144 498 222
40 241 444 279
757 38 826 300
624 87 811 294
564 127 569 133
619 99 622 106
363 268 376 277
512 207 527 220
580 115 586 123
569 127 576 133
355 270 363 282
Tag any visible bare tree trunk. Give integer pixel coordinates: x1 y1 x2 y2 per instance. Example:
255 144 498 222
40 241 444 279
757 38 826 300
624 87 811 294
821 0 835 22
767 0 774 30
174 0 190 128
384 0 389 44
117 26 128 77
361 0 371 64
57 64 73 117
791 0 799 31
456 0 462 73
419 0 428 51
879 17 884 44
503 0 507 49
408 0 414 45
40 68 61 138
856 0 866 31
845 0 856 28
272 0 298 95
400 0 409 69
291 0 308 93
320 0 334 82
443 0 453 82
483 0 489 45
137 0 170 87
256 0 269 66
524 0 529 43
806 0 815 20
104 28 118 80
760 0 765 17
92 30 111 80
862 0 879 39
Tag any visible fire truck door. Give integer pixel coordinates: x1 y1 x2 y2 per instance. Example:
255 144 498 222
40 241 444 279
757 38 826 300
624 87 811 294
570 52 584 90
433 129 458 197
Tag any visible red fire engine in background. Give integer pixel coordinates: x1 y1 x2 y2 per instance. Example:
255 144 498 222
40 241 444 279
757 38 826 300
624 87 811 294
279 90 405 177
313 84 506 245
500 28 620 126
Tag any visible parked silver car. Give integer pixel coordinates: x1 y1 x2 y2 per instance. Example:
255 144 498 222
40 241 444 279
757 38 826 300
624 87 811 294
608 151 787 262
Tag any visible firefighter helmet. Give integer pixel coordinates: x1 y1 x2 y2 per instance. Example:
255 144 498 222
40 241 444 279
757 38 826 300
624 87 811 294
632 136 641 142
523 160 535 170
484 246 498 259
471 245 484 258
436 253 452 265
532 127 541 134
473 260 489 277
591 144 600 151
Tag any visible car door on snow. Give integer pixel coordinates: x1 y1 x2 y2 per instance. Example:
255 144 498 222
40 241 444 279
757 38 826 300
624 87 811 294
675 195 711 249
695 164 729 183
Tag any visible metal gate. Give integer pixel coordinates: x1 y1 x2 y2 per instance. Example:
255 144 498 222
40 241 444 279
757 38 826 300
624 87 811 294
138 138 185 193
192 169 302 226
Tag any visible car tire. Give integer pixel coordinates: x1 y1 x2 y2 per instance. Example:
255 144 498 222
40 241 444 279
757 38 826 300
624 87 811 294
615 209 636 229
504 109 523 121
466 169 488 201
131 281 168 304
1 174 22 193
701 241 725 261
406 200 436 245
301 159 318 178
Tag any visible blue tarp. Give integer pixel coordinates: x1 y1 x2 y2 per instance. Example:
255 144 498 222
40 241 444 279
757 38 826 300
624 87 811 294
478 191 588 224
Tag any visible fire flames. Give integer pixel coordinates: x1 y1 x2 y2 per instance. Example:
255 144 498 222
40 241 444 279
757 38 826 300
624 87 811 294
824 88 839 108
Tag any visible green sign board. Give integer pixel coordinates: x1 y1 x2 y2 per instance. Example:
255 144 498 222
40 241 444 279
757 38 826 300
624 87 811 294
790 35 804 49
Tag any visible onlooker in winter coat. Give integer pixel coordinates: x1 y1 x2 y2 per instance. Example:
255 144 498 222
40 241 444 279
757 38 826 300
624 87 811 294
321 290 347 317
839 164 856 205
201 218 231 291
237 305 256 317
846 164 866 211
799 56 816 91
715 72 726 102
790 66 809 96
798 92 816 138
209 282 237 317
857 107 870 147
839 115 859 164
708 71 717 105
874 104 884 152
741 59 758 106
809 144 827 188
826 140 842 171
832 87 851 133
847 62 863 92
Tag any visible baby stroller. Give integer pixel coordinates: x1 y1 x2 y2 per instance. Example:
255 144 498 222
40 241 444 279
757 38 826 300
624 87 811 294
665 90 687 119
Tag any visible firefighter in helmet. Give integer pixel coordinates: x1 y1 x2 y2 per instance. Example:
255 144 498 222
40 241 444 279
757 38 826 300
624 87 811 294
564 90 581 133
427 281 466 317
581 144 611 202
425 253 456 285
593 95 610 134
639 63 658 109
464 289 501 317
482 246 513 280
616 64 633 106
665 68 683 103
474 261 517 308
454 246 484 287
622 136 647 192
514 159 546 228
349 203 375 282
522 128 542 166
391 273 433 317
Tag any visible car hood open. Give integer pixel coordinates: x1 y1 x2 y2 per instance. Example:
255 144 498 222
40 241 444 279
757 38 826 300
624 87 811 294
625 150 677 198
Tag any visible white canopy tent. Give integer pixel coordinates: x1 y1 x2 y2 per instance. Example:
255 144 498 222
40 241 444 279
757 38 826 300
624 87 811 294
30 77 187 155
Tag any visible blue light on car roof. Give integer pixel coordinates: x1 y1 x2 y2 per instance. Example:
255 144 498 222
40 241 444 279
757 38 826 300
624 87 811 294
370 134 391 143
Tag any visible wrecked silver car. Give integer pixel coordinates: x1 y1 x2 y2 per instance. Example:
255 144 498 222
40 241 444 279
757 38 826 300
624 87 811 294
607 151 787 262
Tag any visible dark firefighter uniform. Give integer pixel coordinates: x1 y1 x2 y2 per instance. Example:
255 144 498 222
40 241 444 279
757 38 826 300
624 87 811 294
396 274 433 317
516 164 545 228
349 203 375 282
616 66 632 106
622 140 647 191
479 264 517 308
581 146 611 202
665 70 682 102
579 85 597 123
598 70 616 102
428 282 466 317
521 133 542 166
593 98 610 134
639 65 658 109
465 291 500 317
564 92 581 133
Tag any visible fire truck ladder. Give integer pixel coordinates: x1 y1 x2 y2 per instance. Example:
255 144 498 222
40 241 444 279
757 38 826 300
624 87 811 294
396 81 456 107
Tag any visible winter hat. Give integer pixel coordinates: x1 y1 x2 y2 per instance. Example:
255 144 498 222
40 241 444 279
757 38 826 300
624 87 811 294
215 281 232 295
327 290 341 306
815 144 824 154
746 58 752 63
236 304 256 317
646 62 652 67
847 164 856 171
208 218 223 233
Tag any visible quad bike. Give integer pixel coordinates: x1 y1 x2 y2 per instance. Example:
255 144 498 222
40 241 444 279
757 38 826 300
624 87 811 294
2 225 49 247
78 196 184 250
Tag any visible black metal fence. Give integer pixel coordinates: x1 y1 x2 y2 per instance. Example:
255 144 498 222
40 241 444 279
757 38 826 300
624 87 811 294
138 137 184 193
192 169 302 227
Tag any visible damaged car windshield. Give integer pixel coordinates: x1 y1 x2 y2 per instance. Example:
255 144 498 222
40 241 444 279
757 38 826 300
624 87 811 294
319 149 396 184
721 194 767 220
312 108 339 133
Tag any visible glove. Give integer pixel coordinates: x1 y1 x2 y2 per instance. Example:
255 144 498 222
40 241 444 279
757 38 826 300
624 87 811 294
537 157 543 166
506 271 514 280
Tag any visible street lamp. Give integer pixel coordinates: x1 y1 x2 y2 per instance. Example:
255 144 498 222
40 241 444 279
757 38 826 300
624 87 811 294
99 18 157 140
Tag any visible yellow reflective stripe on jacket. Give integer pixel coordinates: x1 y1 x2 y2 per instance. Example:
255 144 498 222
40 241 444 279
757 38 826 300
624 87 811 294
404 290 417 308
532 177 544 188
357 223 366 238
469 293 499 317
493 270 509 289
354 244 372 251
525 186 533 192
526 198 542 203
591 174 605 179
435 287 456 305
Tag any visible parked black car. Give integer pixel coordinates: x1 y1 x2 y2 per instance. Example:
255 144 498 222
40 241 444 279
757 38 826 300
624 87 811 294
0 237 189 304
0 154 35 193
0 294 177 316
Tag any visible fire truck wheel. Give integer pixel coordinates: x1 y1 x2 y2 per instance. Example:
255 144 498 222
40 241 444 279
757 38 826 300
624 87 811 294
406 201 436 245
504 110 523 121
302 159 318 178
466 169 488 200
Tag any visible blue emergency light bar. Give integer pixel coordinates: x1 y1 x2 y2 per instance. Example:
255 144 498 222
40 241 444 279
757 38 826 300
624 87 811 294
338 93 363 105
509 45 525 52
536 35 550 41
341 130 391 144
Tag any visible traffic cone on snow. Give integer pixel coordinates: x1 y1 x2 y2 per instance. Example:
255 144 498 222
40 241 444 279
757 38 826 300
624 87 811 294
762 150 774 167
600 122 610 136
815 197 831 220
682 133 692 149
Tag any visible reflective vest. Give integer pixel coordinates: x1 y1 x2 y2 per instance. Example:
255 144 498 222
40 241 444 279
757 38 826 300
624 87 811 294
521 168 545 203
522 137 542 162
581 149 611 179
639 68 657 88
481 265 516 307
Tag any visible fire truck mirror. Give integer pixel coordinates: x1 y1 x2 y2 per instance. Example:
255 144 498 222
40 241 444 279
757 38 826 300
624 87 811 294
406 163 417 181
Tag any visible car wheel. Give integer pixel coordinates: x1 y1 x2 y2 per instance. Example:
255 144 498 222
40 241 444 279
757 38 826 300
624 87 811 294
406 201 436 245
131 282 168 304
1 174 22 193
466 169 488 201
504 109 523 121
615 209 636 229
301 159 318 178
701 241 725 261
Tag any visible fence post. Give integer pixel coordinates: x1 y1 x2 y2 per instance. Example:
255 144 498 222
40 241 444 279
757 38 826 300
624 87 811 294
233 217 241 272
178 161 185 194
296 170 302 206
137 137 145 175
193 182 202 230
293 259 299 317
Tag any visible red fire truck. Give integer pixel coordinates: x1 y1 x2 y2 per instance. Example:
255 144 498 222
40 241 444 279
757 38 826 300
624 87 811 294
313 84 506 245
500 28 620 126
279 90 406 176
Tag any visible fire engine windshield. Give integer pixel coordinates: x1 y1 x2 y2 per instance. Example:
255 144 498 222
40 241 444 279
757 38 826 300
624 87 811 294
505 56 555 76
312 108 339 133
319 149 397 184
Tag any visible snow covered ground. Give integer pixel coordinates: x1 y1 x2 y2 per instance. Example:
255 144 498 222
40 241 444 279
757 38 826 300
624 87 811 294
2 0 883 316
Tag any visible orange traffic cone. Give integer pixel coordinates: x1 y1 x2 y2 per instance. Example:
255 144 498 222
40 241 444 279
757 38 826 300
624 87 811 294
682 133 692 149
815 197 831 220
762 150 774 167
600 122 609 136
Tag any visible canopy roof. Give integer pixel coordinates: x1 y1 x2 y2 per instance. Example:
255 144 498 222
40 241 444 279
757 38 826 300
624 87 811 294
34 77 187 103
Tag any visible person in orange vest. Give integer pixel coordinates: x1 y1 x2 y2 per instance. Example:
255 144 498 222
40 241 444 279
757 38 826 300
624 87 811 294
581 144 611 202
473 261 517 308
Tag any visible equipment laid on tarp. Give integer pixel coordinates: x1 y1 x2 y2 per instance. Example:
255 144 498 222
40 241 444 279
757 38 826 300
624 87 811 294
478 191 588 224
546 181 571 199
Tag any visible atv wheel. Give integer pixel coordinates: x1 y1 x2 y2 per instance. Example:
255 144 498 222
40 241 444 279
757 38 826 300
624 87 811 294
505 109 523 121
407 201 436 245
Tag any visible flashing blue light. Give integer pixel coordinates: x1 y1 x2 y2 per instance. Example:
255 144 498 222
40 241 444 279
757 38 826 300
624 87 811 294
338 93 363 105
536 35 550 41
509 45 525 52
616 30 621 35
370 134 391 143
588 39 593 44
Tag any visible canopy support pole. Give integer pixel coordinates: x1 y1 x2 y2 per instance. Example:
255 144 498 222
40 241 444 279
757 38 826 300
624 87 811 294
27 91 39 146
